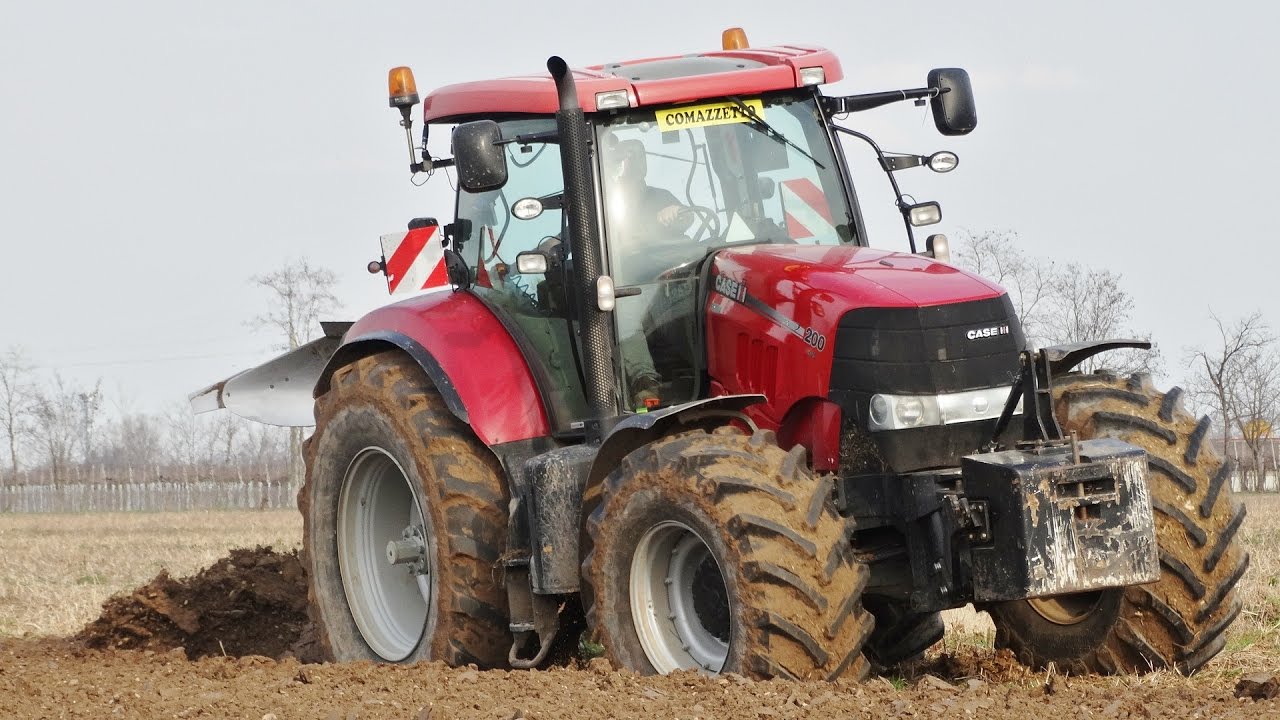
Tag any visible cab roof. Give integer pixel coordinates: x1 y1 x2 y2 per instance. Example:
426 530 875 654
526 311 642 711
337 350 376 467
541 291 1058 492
421 44 842 123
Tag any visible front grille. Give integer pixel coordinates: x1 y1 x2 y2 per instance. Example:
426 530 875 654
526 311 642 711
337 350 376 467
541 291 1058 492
830 296 1024 473
831 295 1024 395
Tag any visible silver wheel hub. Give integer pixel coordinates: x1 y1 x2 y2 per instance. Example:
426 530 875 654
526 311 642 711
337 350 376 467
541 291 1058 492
630 521 730 674
337 448 434 662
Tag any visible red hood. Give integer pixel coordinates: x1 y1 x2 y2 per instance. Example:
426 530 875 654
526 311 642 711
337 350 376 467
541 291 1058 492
713 243 1006 309
704 243 1010 429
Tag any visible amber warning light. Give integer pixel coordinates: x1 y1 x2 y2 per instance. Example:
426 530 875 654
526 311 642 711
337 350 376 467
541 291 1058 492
722 27 749 50
388 66 420 109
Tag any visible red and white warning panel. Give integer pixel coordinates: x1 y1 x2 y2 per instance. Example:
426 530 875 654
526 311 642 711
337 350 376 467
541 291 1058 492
379 225 451 295
780 178 836 241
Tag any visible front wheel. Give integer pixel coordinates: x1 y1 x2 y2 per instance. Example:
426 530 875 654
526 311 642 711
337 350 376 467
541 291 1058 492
582 428 874 680
987 373 1249 674
300 351 510 666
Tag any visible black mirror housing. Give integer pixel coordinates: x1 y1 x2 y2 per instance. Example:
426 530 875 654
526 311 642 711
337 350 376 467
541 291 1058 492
452 120 508 192
927 68 977 136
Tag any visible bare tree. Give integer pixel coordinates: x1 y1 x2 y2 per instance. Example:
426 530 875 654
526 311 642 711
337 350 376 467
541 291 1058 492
954 231 1160 375
0 347 36 483
250 259 339 491
31 374 101 486
1233 348 1280 491
953 230 1053 341
1187 311 1273 457
1038 263 1161 376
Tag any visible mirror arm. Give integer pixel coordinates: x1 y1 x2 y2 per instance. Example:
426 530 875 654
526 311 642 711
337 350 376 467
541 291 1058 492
498 130 562 146
822 86 940 115
833 125 917 253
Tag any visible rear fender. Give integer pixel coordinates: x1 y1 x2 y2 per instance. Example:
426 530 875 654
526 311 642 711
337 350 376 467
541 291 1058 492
320 291 551 446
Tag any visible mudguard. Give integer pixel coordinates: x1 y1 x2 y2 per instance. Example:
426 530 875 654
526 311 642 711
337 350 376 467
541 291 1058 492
587 394 766 488
318 291 551 446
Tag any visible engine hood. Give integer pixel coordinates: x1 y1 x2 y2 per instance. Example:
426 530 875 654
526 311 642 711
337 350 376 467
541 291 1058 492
711 243 1006 309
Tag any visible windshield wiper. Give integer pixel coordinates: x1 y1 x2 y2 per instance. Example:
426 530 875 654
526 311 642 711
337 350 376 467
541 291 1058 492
728 97 824 169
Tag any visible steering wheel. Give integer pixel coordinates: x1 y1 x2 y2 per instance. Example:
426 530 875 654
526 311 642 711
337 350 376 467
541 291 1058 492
681 205 721 243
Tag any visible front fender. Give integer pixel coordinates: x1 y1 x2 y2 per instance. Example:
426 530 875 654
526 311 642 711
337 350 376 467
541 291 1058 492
322 291 551 446
587 394 766 488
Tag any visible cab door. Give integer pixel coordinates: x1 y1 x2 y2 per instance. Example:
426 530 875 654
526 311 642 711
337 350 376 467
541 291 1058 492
454 118 590 434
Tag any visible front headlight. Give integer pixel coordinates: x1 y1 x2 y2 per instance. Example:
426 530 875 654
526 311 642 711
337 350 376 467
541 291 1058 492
867 386 1021 432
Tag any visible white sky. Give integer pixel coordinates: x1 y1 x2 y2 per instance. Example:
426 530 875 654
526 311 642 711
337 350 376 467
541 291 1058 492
2 1 1277 413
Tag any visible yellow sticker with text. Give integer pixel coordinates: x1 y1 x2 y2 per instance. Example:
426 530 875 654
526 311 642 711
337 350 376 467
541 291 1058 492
655 99 764 132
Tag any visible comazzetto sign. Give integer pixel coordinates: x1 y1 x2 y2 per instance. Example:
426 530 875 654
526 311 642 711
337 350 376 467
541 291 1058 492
655 99 765 131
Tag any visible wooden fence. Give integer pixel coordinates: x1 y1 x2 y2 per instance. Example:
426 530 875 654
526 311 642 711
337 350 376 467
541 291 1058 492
0 480 296 513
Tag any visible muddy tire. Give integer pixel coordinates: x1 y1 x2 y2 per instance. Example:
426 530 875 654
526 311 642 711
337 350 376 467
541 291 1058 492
988 373 1249 674
582 428 873 681
299 351 509 666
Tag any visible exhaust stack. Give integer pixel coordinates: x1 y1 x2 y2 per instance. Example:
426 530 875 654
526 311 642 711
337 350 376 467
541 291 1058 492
547 56 619 435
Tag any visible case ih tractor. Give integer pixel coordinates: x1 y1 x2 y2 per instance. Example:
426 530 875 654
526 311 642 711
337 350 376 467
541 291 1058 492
194 29 1247 680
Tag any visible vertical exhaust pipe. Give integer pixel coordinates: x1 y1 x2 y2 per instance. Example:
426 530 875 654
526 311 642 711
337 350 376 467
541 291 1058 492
547 56 618 434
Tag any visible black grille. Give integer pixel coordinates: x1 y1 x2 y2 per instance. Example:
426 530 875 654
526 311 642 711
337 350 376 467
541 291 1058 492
831 295 1023 395
830 296 1024 473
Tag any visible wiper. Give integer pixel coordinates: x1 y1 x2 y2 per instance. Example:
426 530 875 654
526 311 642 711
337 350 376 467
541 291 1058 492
728 97 824 169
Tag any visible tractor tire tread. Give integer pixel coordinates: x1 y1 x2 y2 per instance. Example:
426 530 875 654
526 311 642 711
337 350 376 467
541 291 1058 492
582 429 873 681
988 372 1248 674
300 350 509 668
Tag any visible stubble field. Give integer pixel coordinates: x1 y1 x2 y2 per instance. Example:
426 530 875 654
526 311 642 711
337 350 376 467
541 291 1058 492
0 498 1276 718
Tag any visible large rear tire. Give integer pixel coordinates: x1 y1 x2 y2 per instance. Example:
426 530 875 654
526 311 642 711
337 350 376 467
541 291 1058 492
988 373 1249 674
582 428 874 681
299 351 510 666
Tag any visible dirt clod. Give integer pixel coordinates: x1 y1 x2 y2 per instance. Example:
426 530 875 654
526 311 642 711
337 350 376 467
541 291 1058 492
74 546 316 662
1236 673 1280 701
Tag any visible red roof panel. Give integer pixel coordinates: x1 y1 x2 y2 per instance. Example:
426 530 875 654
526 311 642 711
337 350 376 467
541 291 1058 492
420 44 842 123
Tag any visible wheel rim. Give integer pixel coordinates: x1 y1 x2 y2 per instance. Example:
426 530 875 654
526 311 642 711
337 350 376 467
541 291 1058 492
630 521 730 673
1027 591 1104 625
337 447 434 661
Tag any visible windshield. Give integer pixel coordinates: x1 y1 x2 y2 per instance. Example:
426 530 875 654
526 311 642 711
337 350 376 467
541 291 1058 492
597 90 854 287
596 91 853 409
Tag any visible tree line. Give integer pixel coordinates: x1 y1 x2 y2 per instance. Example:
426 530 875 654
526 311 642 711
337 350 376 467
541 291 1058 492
959 230 1278 492
0 259 336 492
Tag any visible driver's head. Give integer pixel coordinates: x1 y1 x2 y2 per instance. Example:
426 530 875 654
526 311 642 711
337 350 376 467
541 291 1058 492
603 135 647 186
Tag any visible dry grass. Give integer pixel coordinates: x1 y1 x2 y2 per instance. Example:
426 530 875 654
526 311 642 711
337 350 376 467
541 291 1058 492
0 510 301 637
0 496 1275 682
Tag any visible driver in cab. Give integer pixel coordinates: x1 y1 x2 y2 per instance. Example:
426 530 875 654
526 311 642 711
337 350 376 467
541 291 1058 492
600 134 698 411
603 137 694 247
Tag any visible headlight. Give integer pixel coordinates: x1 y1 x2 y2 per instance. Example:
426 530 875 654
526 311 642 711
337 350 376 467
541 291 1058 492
894 397 926 427
867 386 1021 432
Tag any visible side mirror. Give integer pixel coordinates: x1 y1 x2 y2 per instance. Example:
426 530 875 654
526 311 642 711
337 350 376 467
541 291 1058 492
452 120 508 192
927 68 977 136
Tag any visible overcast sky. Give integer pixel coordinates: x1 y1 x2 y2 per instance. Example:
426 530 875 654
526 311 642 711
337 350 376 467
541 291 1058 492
2 1 1276 414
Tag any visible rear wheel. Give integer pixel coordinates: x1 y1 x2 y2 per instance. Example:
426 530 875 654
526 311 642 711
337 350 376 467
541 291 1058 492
582 428 874 680
300 351 510 666
988 373 1249 674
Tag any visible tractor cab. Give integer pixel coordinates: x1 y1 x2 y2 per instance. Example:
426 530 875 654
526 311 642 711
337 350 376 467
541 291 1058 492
450 88 858 427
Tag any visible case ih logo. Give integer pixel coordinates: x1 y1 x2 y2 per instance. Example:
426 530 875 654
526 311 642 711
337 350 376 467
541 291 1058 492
714 274 748 303
966 325 1010 340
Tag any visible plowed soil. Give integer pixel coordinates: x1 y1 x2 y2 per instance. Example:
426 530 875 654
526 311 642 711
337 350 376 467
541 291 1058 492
0 547 1274 719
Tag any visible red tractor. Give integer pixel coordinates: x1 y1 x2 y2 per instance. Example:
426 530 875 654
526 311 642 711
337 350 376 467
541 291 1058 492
194 29 1247 680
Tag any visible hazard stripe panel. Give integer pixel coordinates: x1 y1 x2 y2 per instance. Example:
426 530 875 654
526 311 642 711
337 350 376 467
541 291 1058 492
781 178 836 240
379 226 450 295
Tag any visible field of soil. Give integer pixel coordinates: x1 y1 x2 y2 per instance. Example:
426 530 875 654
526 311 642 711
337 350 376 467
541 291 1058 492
1 499 1278 719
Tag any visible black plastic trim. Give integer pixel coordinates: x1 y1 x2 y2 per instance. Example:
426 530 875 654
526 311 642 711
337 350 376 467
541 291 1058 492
314 331 469 424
